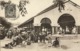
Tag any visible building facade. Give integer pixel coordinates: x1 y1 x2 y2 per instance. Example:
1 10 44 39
18 1 80 34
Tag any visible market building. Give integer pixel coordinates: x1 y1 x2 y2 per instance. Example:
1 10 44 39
18 1 80 34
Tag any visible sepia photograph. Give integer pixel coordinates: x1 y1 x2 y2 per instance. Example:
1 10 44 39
0 0 80 51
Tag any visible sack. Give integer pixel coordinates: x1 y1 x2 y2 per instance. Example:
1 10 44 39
4 43 13 49
27 41 31 45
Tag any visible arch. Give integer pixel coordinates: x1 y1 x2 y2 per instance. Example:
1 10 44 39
57 13 76 34
58 14 75 24
41 18 51 24
40 18 52 34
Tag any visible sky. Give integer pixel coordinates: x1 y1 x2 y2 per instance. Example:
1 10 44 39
0 0 80 26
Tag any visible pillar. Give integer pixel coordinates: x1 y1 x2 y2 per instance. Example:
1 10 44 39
52 26 54 34
52 26 59 34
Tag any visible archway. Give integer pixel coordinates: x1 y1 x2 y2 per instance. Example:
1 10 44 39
58 14 75 34
41 18 52 34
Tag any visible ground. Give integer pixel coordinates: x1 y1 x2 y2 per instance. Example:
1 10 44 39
1 35 80 51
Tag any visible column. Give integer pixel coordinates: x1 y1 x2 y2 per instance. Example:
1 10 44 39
52 26 58 34
52 26 54 34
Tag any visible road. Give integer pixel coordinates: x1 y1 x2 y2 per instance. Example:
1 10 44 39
0 36 80 51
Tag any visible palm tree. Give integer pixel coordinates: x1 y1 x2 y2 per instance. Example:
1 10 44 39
53 0 70 12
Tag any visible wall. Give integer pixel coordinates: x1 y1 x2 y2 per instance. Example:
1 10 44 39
34 1 80 26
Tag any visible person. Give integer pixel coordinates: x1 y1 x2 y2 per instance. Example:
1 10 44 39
12 33 23 46
39 32 43 43
7 30 13 39
30 32 35 42
4 42 13 49
12 35 18 46
26 31 31 45
47 33 52 43
34 34 38 43
41 31 46 43
47 33 52 47
21 31 28 40
72 26 77 34
4 33 24 48
12 28 19 37
52 37 60 47
0 27 6 40
4 34 23 48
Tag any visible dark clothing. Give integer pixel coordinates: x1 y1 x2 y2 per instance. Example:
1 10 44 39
16 36 23 45
52 40 60 47
31 34 35 42
5 43 13 49
39 35 46 43
22 34 28 40
0 30 6 40
34 35 38 43
12 35 23 46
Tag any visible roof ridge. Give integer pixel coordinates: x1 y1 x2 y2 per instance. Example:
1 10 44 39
69 0 80 9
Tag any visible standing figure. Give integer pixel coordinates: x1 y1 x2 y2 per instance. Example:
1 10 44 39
7 30 13 39
47 33 52 43
41 31 46 43
39 32 43 43
47 33 52 47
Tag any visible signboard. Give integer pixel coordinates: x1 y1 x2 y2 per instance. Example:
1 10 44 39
5 4 16 18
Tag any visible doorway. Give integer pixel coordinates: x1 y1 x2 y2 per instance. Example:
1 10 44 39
58 14 75 34
41 18 52 34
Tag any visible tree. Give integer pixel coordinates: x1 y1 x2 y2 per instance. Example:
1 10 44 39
0 17 12 40
0 0 30 17
53 0 70 12
0 0 11 10
0 17 12 28
18 0 29 16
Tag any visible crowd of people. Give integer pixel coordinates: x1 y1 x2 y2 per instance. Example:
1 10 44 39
0 27 60 49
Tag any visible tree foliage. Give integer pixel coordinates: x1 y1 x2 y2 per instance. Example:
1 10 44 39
18 0 29 16
53 0 70 12
0 0 29 17
0 17 12 28
0 0 11 9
